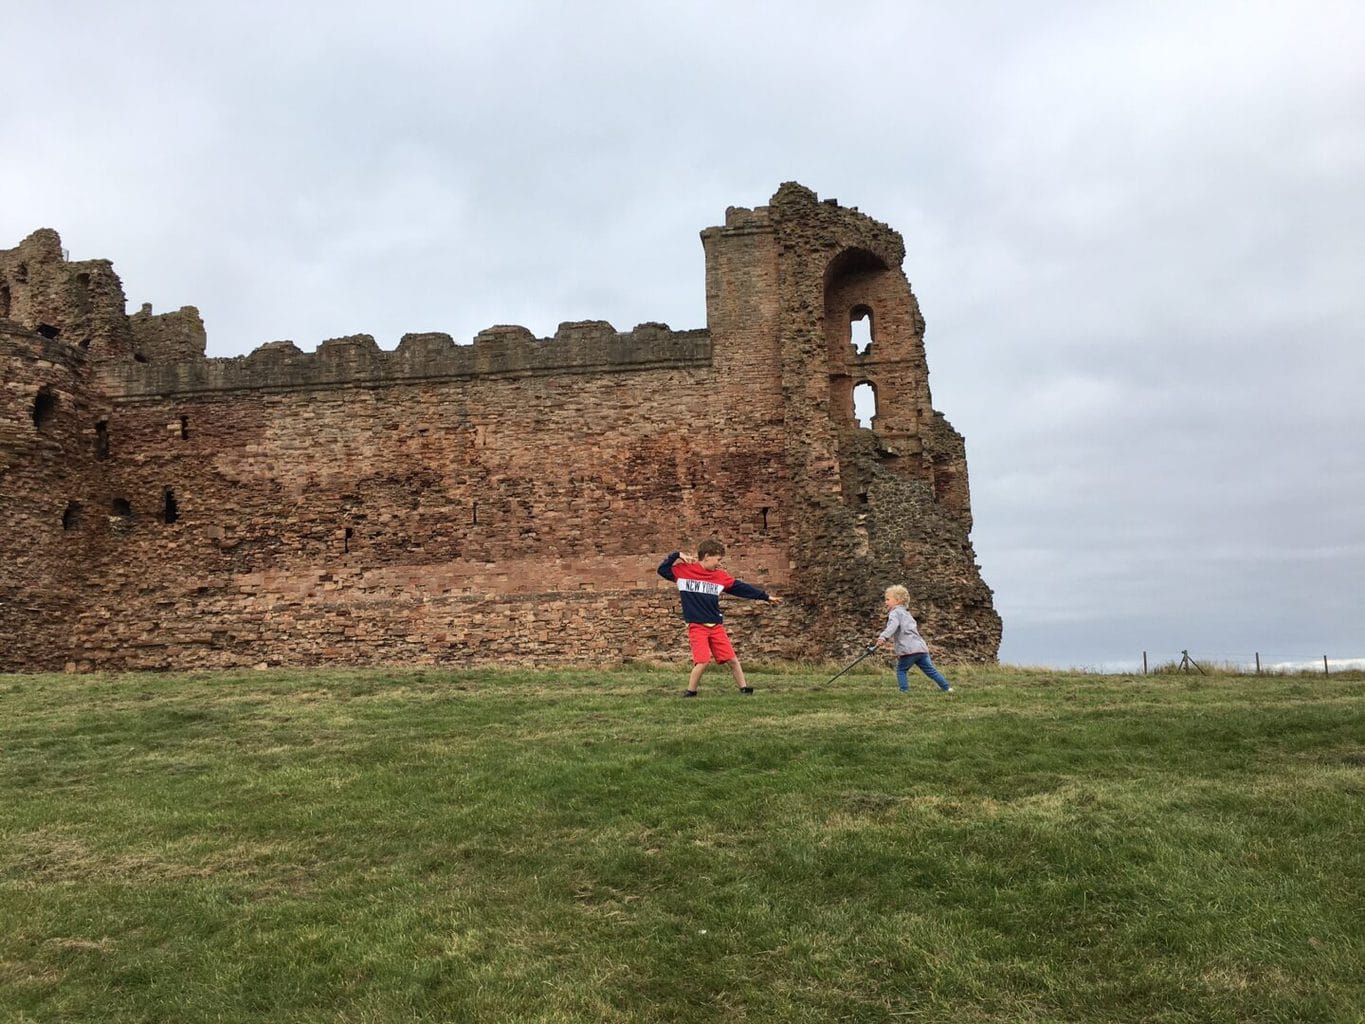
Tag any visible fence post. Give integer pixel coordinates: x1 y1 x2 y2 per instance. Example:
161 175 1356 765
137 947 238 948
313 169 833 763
1142 651 1148 675
1324 656 1330 676
1255 652 1261 674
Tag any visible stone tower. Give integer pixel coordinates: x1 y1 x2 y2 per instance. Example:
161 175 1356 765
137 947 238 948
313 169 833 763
702 183 999 657
0 184 1000 672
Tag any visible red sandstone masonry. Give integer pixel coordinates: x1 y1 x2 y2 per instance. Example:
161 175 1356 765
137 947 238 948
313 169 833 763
0 185 1000 672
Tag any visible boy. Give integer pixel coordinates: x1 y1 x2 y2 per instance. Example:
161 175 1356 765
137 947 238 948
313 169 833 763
658 539 781 696
874 585 954 693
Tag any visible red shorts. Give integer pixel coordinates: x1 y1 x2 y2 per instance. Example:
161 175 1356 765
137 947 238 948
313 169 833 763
687 623 735 664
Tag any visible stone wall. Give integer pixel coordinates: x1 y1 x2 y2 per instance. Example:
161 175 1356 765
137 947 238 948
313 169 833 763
0 184 1001 672
76 356 792 670
0 327 113 670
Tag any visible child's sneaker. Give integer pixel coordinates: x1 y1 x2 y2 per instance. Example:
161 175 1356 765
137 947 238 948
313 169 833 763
943 687 954 694
682 690 698 697
739 686 754 695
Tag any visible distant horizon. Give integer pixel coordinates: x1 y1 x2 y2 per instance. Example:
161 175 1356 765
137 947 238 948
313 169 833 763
1000 654 1365 674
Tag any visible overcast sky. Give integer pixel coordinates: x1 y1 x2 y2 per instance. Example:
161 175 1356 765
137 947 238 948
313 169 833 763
5 1 1361 669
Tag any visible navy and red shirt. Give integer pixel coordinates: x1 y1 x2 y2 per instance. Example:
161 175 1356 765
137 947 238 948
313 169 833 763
658 551 771 624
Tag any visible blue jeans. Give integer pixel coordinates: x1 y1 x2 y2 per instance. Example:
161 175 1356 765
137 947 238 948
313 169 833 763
896 653 951 691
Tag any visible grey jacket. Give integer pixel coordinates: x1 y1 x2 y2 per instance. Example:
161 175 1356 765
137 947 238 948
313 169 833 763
878 605 929 656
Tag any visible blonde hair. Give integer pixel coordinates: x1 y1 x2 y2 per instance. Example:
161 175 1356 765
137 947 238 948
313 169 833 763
885 585 910 607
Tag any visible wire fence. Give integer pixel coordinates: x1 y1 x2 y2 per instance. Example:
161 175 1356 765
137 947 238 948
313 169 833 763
1139 650 1365 676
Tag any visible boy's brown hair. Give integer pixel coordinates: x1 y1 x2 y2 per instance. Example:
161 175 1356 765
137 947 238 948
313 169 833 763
697 538 726 559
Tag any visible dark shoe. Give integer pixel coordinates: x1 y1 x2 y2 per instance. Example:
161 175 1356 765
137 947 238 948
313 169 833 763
739 686 754 695
682 690 698 697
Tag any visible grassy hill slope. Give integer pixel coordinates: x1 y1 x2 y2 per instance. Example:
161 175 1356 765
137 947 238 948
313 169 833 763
2 665 1361 1022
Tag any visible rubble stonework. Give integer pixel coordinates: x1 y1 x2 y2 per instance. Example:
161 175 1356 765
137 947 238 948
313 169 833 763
0 184 1002 672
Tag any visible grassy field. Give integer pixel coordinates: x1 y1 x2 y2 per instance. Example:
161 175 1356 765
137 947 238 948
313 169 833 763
1 662 1361 1023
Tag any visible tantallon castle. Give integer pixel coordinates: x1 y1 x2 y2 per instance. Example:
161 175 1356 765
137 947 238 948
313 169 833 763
0 183 1001 673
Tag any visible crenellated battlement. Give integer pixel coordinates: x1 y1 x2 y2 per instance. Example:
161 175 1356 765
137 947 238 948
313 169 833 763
99 321 711 401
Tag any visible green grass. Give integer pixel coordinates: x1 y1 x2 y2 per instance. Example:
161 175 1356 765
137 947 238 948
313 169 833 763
1 664 1361 1023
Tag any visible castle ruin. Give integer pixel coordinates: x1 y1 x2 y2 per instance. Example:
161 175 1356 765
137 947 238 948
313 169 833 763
0 183 1001 672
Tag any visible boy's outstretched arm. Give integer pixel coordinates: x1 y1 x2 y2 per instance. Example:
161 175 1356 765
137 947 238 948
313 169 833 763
725 579 782 604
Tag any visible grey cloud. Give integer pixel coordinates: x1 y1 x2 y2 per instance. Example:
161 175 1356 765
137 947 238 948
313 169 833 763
4 1 1361 667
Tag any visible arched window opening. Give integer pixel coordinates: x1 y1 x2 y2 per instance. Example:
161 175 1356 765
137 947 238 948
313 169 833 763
63 502 83 531
850 306 874 355
854 382 877 429
163 489 179 524
0 282 10 318
760 506 770 534
180 416 190 440
112 498 133 519
95 420 109 459
344 526 354 553
33 387 57 430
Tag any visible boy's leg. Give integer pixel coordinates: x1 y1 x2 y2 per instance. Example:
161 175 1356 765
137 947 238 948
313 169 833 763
723 657 749 690
686 624 712 693
688 660 709 693
913 654 952 691
895 656 911 692
710 627 751 692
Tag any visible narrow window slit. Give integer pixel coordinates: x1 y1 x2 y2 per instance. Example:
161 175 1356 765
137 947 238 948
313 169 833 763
33 387 56 430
